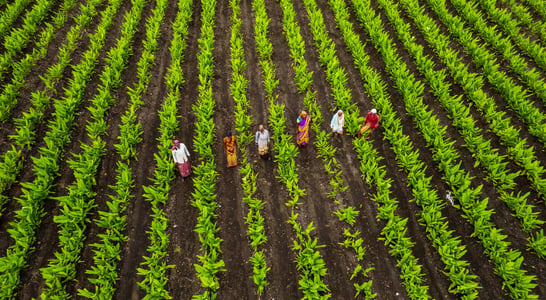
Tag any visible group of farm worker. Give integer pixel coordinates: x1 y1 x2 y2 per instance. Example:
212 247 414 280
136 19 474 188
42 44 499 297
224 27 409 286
171 108 379 178
297 108 379 146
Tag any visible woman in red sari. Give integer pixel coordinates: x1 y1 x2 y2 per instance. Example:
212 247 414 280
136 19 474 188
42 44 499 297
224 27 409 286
358 108 380 140
296 111 310 147
223 132 238 168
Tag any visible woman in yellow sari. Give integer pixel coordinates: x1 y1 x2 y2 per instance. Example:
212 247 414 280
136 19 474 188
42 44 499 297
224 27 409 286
296 111 310 147
223 132 238 168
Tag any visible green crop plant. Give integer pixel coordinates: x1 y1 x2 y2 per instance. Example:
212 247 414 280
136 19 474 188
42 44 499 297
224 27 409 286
351 264 376 299
0 0 33 39
188 0 225 298
400 0 546 251
423 0 546 146
0 0 56 78
0 0 113 219
0 0 79 122
39 0 147 297
398 0 546 201
0 146 23 216
325 0 491 297
385 0 540 296
250 251 270 295
334 207 360 226
0 0 124 296
478 0 546 71
78 0 176 296
528 229 546 259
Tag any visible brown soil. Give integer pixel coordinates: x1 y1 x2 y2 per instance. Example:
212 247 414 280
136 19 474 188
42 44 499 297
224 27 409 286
0 0 545 299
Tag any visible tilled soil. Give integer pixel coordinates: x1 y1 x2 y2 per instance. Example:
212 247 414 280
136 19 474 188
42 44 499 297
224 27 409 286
0 0 545 298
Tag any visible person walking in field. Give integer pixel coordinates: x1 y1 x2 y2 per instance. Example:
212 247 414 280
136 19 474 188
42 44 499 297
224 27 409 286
255 124 271 160
223 132 238 168
330 109 345 137
358 108 380 140
296 110 311 147
172 139 191 180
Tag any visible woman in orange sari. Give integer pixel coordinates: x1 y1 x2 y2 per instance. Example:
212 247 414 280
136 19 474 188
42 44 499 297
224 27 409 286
223 132 238 168
296 111 310 147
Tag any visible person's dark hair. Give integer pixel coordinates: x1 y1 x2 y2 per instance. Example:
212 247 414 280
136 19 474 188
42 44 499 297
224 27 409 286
227 131 232 137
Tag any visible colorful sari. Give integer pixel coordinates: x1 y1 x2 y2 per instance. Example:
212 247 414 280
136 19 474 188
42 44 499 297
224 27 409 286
358 111 380 139
177 160 191 177
172 142 191 178
224 136 238 167
296 113 310 146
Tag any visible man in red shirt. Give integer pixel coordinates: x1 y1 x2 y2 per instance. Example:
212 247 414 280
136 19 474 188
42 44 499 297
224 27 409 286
358 108 380 140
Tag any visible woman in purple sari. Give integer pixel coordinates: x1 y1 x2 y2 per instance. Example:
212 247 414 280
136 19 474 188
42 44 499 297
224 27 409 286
296 110 310 147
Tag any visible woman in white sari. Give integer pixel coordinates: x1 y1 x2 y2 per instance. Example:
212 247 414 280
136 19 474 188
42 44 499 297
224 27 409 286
255 124 270 159
330 110 345 136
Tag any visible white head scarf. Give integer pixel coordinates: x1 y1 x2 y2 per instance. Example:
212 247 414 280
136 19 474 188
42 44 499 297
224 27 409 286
331 110 344 129
337 110 344 123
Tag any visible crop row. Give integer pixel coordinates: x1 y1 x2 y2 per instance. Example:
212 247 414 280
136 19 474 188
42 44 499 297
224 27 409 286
286 0 380 297
358 0 539 297
449 0 546 105
0 0 57 80
76 0 173 297
38 0 147 297
189 0 226 298
476 0 546 73
401 0 546 255
384 0 545 247
0 0 77 122
425 0 546 146
134 0 193 298
231 0 270 295
0 0 33 38
0 0 109 218
505 0 546 47
0 0 125 296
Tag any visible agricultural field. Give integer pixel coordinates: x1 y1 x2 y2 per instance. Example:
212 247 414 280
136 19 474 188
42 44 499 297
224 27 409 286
0 0 546 298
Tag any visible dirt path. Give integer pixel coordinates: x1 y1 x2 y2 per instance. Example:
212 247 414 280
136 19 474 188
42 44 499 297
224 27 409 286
163 0 203 297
